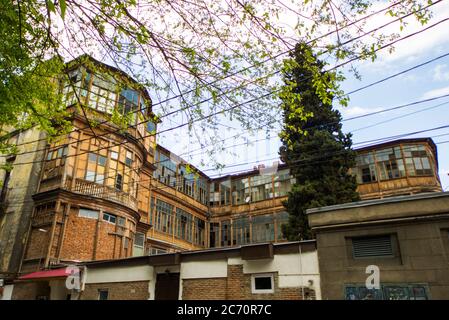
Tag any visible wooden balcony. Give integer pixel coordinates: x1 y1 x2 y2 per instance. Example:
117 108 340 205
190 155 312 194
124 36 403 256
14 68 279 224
64 178 138 211
358 175 442 200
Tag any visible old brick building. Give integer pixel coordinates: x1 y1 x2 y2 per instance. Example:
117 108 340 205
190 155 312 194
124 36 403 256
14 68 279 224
11 241 319 300
0 55 444 299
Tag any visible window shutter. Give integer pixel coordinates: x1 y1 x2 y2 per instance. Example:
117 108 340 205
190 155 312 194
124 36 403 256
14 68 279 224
352 235 393 258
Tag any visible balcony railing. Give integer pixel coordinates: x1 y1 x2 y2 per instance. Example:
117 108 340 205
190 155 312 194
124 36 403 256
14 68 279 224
64 178 138 211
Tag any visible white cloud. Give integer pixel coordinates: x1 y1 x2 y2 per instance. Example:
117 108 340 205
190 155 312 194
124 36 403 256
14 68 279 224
356 1 449 70
433 64 449 81
421 85 449 99
339 106 384 117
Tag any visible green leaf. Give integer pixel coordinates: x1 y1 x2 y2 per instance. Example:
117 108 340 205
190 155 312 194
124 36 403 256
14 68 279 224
59 0 67 19
47 0 56 13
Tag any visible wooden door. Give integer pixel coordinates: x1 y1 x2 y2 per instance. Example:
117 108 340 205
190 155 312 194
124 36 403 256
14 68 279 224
155 272 180 300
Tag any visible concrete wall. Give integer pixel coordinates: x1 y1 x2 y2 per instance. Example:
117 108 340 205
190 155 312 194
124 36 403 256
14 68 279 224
309 193 449 300
85 265 153 284
0 128 47 275
0 285 14 300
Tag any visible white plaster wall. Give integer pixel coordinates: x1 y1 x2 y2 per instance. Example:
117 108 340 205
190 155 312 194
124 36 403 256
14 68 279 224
0 285 14 300
180 260 227 279
228 252 319 275
228 251 321 299
154 265 180 274
85 265 154 284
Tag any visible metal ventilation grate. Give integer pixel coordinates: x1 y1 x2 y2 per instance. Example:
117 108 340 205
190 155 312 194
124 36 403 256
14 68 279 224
352 235 393 258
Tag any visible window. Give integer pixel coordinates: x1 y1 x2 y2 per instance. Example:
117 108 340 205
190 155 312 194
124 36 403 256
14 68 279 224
232 178 250 205
133 232 145 257
103 213 117 224
134 232 145 247
252 215 275 243
118 88 139 124
117 216 126 227
233 216 250 245
125 150 133 167
177 166 195 198
220 180 231 205
403 144 433 176
115 174 123 190
156 152 177 187
221 220 231 247
155 199 174 234
251 274 274 294
209 223 220 248
375 148 405 181
78 208 99 220
352 235 394 259
88 73 117 113
149 247 167 255
276 212 289 240
195 177 208 205
42 146 68 180
210 182 220 206
98 289 109 300
149 197 155 225
175 208 192 242
274 169 293 197
355 152 377 183
111 151 118 160
194 217 205 246
250 175 273 202
147 121 156 133
85 152 107 184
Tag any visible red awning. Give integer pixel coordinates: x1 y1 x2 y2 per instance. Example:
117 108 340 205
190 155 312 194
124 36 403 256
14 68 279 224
19 268 70 280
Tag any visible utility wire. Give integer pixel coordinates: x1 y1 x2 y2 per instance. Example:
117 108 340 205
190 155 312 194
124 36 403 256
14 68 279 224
4 136 449 209
340 51 449 98
4 16 449 164
7 85 449 169
3 1 438 151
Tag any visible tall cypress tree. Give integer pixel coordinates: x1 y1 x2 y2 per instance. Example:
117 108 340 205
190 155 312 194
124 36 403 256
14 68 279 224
280 43 360 241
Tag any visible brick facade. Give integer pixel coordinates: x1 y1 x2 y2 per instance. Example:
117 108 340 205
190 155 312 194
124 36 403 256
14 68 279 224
11 282 50 300
182 278 227 300
80 281 149 300
182 264 315 300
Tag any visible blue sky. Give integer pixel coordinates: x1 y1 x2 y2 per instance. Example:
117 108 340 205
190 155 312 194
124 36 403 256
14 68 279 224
157 2 449 191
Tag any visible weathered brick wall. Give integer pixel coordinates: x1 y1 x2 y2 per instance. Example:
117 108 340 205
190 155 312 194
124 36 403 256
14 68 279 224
80 281 149 300
226 265 314 300
61 209 98 261
181 264 315 300
25 228 51 260
182 278 227 300
60 208 118 261
12 282 50 300
94 219 117 260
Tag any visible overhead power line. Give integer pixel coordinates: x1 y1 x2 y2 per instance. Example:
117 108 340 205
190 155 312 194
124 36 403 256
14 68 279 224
3 1 439 151
4 15 448 164
4 132 449 205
